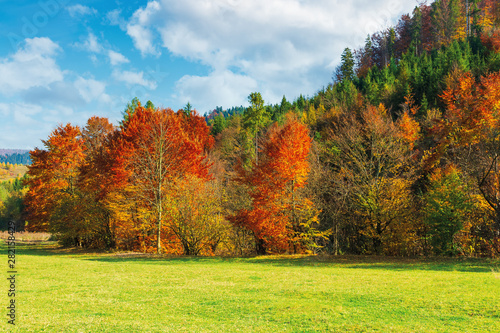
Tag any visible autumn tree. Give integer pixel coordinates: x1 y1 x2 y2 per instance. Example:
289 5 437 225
169 175 227 255
371 28 396 68
24 124 86 244
331 104 419 254
431 0 462 47
425 70 500 253
395 14 413 58
232 114 321 254
120 97 155 127
77 116 116 248
109 105 213 254
355 36 375 78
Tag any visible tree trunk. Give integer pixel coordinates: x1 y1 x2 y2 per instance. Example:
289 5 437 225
334 220 339 255
157 205 162 254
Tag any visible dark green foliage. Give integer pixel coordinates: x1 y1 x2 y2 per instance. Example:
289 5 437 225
355 36 499 114
211 114 227 136
0 152 30 165
183 102 193 117
279 96 292 116
335 48 356 82
0 174 29 230
423 169 474 256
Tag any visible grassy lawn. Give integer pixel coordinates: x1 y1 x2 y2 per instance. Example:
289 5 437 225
2 241 500 332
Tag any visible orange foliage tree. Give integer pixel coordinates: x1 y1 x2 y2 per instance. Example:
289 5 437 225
25 119 119 248
427 70 500 248
231 114 321 254
25 124 85 241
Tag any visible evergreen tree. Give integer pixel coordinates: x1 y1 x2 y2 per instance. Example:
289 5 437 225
335 48 356 82
243 92 268 164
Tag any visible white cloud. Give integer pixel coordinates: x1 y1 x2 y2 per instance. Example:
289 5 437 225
125 0 417 109
0 102 43 126
0 36 117 149
0 37 63 95
0 102 57 149
126 1 161 56
74 32 103 53
67 4 97 18
74 33 130 69
108 50 130 66
112 70 157 90
0 100 115 149
74 77 110 103
175 70 257 111
107 9 127 29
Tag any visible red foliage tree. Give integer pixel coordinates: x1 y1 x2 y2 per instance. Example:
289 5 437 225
231 114 318 254
108 105 213 253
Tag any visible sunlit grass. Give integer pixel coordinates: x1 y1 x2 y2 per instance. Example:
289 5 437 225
2 242 500 332
0 231 52 243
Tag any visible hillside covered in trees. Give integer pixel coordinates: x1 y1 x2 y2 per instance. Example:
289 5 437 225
20 0 500 257
0 149 30 165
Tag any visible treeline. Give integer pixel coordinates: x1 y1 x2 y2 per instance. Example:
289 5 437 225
0 175 27 230
0 152 30 165
23 0 500 256
206 106 246 122
24 104 317 255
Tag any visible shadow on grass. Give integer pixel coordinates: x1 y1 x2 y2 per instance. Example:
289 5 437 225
0 239 111 257
5 240 499 273
236 255 500 273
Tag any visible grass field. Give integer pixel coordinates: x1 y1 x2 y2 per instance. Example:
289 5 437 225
2 241 500 332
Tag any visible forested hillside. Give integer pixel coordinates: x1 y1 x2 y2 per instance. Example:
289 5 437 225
0 150 30 165
0 163 27 230
21 0 500 257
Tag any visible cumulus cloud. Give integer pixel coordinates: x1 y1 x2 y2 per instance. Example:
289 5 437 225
0 102 43 126
125 0 417 109
0 37 63 95
0 36 116 149
108 50 130 66
0 100 112 149
175 70 258 111
74 77 110 103
0 102 56 149
106 9 127 29
74 32 103 53
67 4 98 18
112 69 158 90
74 33 131 69
126 1 161 56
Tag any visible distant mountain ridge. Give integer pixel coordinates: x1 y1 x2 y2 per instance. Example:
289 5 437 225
0 149 30 156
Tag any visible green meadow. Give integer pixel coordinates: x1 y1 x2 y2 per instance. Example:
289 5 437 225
2 241 500 332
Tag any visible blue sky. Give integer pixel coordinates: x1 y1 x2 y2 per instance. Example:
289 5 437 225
0 0 419 149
